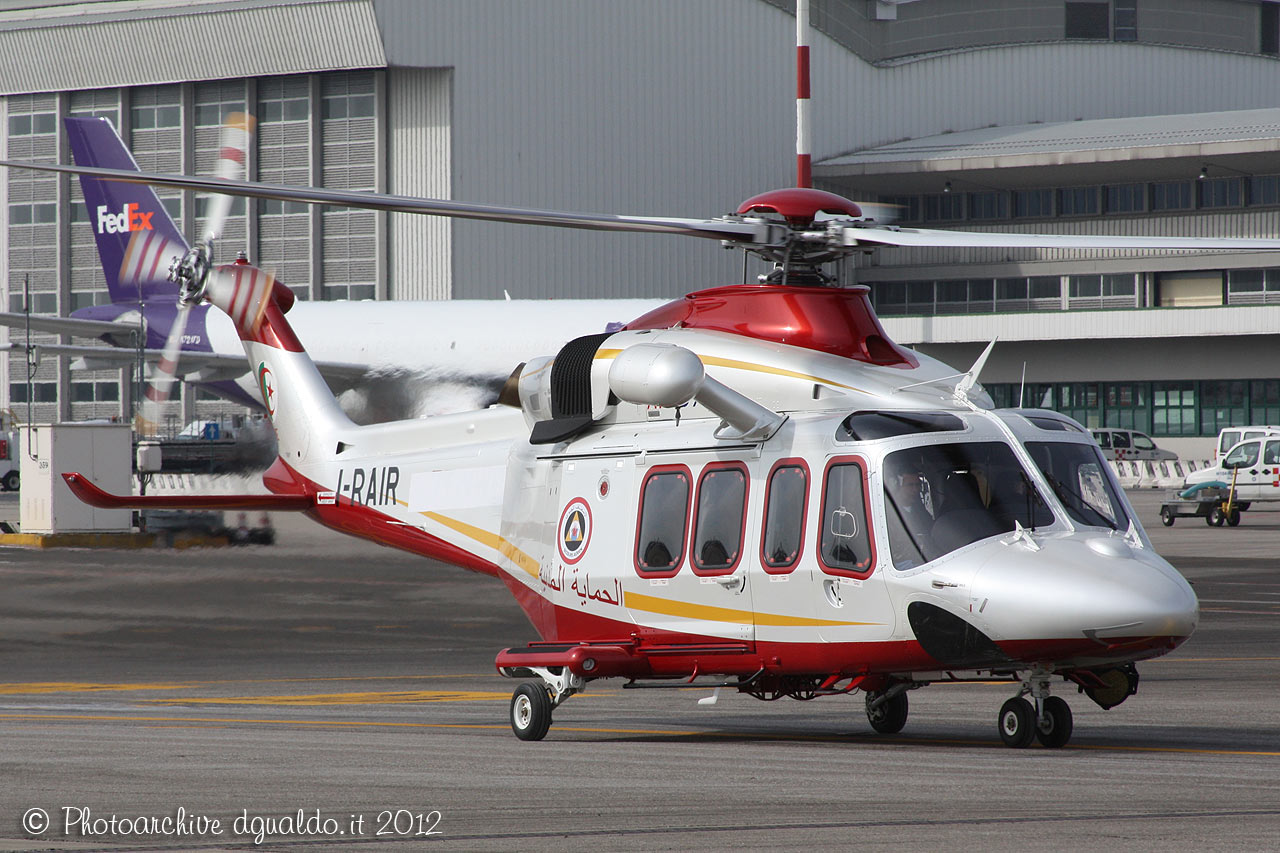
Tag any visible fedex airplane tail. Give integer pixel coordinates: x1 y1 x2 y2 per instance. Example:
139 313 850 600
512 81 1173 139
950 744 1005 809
65 116 188 303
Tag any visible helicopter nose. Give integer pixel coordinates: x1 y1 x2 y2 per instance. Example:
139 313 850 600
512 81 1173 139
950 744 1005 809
968 536 1198 663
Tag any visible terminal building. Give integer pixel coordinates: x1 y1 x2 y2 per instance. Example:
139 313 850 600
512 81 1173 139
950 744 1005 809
3 0 1280 456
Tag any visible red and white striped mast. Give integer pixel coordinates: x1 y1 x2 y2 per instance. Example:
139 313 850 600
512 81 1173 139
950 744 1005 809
795 0 812 188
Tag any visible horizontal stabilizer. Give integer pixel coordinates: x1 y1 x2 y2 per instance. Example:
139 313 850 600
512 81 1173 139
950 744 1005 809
62 472 313 510
0 311 140 338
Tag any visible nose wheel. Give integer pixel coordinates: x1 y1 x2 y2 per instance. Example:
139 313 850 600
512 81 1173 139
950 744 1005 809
998 673 1074 748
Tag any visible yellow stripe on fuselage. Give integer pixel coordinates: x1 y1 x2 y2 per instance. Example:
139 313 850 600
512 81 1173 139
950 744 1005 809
420 511 539 578
594 348 868 395
624 590 878 628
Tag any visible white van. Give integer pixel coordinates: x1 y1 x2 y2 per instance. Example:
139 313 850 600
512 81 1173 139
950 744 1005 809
1090 428 1177 462
1185 435 1280 504
1215 426 1280 462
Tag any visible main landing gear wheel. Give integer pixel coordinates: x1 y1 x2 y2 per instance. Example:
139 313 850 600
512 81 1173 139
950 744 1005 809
1035 696 1073 748
510 682 553 741
865 689 909 734
998 697 1036 748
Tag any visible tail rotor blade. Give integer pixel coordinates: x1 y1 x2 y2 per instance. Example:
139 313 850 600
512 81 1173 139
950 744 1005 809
135 302 192 437
201 112 255 248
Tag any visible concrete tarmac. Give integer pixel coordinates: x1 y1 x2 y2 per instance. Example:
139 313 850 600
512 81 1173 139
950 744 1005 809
0 490 1277 851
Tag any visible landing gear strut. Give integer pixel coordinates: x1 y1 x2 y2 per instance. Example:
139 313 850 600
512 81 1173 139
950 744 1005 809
507 666 584 741
998 669 1073 749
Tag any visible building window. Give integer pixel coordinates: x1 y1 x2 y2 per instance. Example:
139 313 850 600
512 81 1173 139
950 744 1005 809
1225 268 1280 305
1251 380 1280 424
1153 382 1197 436
1058 186 1099 216
1252 175 1280 205
968 192 1008 221
1057 383 1101 428
877 195 920 223
1105 183 1145 214
923 193 965 222
1263 1 1280 55
1104 383 1149 431
1068 273 1135 308
1199 177 1243 209
1065 1 1110 39
1113 0 1137 42
7 112 57 136
1150 181 1194 211
690 464 748 575
761 461 808 573
634 466 690 576
1013 188 1054 219
1201 381 1249 435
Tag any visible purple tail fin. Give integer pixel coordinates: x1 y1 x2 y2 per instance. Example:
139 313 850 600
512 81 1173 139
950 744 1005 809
65 116 189 302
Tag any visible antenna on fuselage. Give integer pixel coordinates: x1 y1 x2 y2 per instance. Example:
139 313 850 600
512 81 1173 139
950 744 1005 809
954 337 997 409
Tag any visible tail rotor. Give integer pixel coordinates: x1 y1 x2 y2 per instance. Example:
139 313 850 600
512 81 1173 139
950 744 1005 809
134 113 256 435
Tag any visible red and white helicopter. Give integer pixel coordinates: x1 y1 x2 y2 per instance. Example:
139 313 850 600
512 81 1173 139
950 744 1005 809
10 3 1279 747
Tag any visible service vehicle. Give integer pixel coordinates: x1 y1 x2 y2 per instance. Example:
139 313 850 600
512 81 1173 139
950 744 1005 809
1090 428 1176 462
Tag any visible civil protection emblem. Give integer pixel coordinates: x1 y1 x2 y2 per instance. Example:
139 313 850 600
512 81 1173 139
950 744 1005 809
557 498 592 565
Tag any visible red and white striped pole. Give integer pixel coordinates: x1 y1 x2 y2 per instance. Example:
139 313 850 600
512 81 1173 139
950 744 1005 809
795 0 812 188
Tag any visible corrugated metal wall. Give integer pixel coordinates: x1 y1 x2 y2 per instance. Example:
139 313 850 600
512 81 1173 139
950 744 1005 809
371 0 1280 300
0 0 385 95
387 67 451 300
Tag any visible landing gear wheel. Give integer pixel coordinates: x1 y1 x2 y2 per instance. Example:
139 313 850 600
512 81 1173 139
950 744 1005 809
1034 696 1073 748
1160 507 1174 526
998 697 1036 748
865 690 909 734
1227 508 1242 527
1 470 17 492
510 682 553 741
1207 506 1226 527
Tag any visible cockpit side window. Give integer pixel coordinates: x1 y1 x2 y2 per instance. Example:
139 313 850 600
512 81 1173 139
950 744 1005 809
818 457 875 578
634 466 690 577
884 442 1053 570
1026 442 1129 531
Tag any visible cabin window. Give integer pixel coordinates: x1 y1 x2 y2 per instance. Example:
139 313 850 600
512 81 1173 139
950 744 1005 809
761 461 809 573
634 466 690 576
691 463 749 575
885 442 1054 571
1026 442 1128 531
818 458 876 578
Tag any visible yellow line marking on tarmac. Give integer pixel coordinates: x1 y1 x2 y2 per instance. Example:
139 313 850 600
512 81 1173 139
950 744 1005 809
1 712 1279 756
0 675 490 694
142 690 511 706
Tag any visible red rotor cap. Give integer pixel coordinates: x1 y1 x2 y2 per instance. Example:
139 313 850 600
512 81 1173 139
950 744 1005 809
736 188 862 225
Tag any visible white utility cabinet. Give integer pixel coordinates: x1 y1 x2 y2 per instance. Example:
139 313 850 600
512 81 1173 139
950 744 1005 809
19 424 132 533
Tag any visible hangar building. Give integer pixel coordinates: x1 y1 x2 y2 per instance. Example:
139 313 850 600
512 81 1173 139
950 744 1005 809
2 0 1279 456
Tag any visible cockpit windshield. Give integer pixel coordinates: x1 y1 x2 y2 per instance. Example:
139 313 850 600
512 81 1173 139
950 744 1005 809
884 441 1054 570
1025 441 1129 531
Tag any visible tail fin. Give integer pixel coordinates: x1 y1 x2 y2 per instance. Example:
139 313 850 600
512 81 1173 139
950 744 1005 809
204 261 355 458
65 116 189 302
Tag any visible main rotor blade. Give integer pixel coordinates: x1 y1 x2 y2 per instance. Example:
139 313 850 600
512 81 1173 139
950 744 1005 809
842 224 1280 251
0 160 773 244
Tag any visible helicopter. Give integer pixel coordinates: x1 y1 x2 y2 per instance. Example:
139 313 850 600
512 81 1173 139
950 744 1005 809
12 2 1280 748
